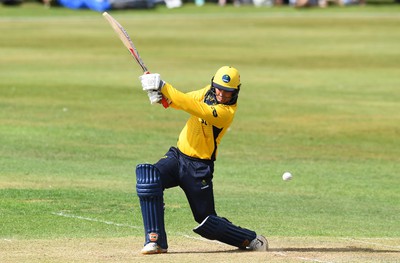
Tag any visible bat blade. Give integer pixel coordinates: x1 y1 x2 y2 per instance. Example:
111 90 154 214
102 12 148 73
102 12 170 108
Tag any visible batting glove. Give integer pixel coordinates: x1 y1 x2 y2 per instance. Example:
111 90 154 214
139 73 165 91
147 90 163 105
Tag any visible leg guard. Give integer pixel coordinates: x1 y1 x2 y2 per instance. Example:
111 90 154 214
193 215 256 249
136 164 168 249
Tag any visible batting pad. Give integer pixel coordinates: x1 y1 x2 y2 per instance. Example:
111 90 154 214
193 215 257 249
136 164 168 249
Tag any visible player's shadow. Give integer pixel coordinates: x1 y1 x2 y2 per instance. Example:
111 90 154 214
269 247 400 253
168 247 400 254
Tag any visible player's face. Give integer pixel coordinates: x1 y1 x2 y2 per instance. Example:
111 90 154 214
215 88 233 104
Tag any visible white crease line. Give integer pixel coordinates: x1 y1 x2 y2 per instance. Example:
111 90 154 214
52 212 206 242
181 234 224 245
51 212 142 230
298 257 333 263
180 234 213 242
273 251 333 263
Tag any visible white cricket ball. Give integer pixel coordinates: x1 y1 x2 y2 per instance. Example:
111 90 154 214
282 172 292 181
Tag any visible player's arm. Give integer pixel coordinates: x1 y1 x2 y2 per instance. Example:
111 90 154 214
165 86 203 110
139 73 233 127
161 83 234 127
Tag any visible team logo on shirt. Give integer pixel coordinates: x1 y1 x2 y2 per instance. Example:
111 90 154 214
211 106 218 117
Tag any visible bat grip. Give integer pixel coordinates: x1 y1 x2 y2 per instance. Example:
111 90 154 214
145 71 169 108
160 97 169 108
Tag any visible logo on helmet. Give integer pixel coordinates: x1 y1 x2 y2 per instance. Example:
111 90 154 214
222 74 231 83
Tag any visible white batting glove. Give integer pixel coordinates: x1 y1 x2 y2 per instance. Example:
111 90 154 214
147 90 163 105
139 73 164 91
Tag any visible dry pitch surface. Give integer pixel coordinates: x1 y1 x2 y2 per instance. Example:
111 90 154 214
1 236 399 263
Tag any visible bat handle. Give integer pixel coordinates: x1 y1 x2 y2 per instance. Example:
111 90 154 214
160 97 170 108
145 71 169 108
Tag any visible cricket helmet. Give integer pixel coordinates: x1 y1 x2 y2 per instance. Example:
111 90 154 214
211 66 241 105
212 66 241 92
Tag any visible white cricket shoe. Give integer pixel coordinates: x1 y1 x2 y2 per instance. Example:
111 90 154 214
248 235 268 251
141 242 168 255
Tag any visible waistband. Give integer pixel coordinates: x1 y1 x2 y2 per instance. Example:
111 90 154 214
177 147 214 165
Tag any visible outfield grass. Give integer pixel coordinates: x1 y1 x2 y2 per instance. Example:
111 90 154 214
0 2 399 261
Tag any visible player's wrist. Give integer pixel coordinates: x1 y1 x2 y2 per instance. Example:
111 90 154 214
158 80 165 90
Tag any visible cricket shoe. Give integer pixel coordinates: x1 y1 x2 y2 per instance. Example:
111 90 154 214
248 235 268 251
141 242 168 255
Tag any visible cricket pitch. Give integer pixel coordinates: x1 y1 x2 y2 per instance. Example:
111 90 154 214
1 236 399 263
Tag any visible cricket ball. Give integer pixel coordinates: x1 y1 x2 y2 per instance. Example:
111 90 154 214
282 172 292 181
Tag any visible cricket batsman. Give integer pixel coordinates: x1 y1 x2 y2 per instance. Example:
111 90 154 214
136 66 268 254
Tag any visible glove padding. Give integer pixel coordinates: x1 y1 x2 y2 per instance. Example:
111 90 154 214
139 73 164 91
147 90 163 105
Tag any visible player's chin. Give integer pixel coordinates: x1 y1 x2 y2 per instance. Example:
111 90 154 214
216 97 225 104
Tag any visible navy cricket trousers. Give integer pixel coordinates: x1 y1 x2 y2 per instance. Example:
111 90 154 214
154 147 217 223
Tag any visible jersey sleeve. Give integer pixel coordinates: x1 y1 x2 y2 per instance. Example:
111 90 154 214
161 83 235 128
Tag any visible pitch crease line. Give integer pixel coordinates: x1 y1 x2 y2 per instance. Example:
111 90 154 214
52 211 142 230
52 212 211 242
298 257 333 263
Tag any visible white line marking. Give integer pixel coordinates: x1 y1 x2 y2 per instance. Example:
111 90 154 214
273 251 333 263
51 212 142 230
181 234 224 245
298 257 333 263
51 212 207 242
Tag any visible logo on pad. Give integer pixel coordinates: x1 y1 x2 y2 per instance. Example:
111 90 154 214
149 233 158 242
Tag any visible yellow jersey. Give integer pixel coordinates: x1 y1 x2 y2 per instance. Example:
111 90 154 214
161 83 237 161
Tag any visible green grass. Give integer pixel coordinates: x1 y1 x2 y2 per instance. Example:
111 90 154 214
0 2 399 244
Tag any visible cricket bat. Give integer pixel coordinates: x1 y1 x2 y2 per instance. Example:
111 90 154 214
102 12 169 108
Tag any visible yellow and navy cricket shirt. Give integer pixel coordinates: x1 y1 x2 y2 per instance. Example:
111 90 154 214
161 83 237 161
